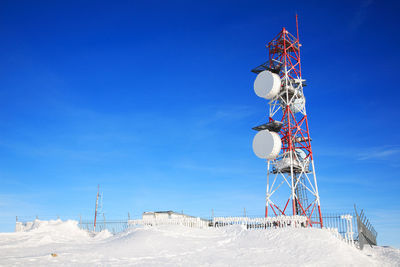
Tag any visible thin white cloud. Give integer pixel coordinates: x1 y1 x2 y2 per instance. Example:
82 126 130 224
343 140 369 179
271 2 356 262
357 146 400 161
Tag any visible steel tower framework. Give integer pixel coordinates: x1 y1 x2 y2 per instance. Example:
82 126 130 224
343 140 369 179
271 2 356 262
252 19 323 227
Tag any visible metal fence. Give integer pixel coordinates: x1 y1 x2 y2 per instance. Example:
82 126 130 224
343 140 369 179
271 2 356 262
15 208 377 249
79 214 356 236
129 217 210 229
14 215 132 235
322 213 358 240
355 207 378 249
79 220 129 234
212 215 307 229
15 214 359 237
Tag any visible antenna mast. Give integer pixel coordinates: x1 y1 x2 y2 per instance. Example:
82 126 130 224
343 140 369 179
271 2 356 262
296 14 299 41
94 185 99 232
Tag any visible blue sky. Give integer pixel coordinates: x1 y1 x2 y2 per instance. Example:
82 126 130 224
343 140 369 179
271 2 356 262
0 0 399 247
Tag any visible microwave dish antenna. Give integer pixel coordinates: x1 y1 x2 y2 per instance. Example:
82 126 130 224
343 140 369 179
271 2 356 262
252 130 282 159
254 70 281 99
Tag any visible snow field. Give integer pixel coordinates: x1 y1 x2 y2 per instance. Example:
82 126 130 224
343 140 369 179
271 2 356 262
0 219 399 266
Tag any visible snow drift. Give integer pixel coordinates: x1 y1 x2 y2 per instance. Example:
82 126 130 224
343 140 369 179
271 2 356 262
1 219 399 266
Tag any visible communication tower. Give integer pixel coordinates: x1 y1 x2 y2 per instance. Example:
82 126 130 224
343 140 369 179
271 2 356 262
251 16 323 227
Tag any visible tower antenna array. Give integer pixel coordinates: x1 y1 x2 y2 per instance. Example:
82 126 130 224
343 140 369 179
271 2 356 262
251 16 323 227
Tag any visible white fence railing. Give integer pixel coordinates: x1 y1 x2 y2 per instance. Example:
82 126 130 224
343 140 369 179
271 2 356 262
128 217 210 229
325 227 355 247
214 215 355 247
340 214 355 246
212 215 308 228
16 215 356 248
324 214 355 247
15 221 35 232
128 216 308 229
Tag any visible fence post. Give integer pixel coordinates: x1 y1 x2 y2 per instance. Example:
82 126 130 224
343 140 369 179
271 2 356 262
103 213 106 231
341 215 354 246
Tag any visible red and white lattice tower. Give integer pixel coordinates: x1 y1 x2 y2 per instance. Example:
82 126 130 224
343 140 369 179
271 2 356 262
251 17 323 227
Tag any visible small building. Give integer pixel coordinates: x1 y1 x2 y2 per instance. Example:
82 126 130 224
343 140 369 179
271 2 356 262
142 211 194 220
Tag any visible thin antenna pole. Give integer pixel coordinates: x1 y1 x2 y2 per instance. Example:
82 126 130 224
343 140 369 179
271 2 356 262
94 184 99 232
296 14 299 41
295 13 303 81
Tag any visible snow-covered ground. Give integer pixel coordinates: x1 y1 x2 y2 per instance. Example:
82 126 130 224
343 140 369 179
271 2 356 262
0 220 399 266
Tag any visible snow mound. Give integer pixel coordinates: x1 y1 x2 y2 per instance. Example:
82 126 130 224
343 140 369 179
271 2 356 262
1 221 399 266
4 219 111 250
15 220 89 243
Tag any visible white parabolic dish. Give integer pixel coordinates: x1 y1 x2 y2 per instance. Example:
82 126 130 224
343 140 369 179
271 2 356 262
252 130 282 159
254 70 281 99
